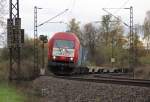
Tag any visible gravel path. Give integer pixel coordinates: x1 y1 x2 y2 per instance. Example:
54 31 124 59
32 76 150 102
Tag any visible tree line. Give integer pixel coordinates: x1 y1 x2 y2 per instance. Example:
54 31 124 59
1 0 150 68
67 12 150 67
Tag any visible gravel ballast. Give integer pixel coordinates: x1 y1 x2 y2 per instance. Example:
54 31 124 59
32 76 150 102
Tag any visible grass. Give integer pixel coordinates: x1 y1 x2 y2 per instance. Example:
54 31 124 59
0 82 26 102
0 61 9 81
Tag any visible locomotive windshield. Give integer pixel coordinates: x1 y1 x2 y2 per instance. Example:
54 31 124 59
54 40 74 49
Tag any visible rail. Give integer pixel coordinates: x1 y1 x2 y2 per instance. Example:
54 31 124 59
53 75 150 88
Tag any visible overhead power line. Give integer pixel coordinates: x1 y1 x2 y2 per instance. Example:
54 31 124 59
102 8 130 27
114 0 130 14
37 9 69 27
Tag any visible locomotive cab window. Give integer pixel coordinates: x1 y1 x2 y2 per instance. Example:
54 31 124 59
54 40 74 49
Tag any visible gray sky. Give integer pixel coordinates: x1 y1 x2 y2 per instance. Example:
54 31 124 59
18 0 150 38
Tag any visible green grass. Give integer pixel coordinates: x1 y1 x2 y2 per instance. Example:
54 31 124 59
0 83 26 102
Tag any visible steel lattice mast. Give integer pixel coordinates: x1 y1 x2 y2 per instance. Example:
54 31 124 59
33 8 68 77
129 6 135 76
34 6 39 77
7 0 24 80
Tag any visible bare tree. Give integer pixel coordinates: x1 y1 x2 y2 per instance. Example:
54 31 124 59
101 15 112 46
0 0 7 28
67 18 86 45
100 15 125 47
111 17 124 48
81 23 100 61
143 11 150 54
0 0 7 47
68 18 80 33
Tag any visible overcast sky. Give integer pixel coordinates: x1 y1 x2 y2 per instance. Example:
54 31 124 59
17 0 150 38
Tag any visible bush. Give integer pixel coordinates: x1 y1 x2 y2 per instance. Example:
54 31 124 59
93 46 129 68
0 61 9 80
139 54 150 65
0 47 9 61
135 66 150 79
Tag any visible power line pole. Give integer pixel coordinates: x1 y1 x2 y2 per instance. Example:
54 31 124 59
103 7 135 77
34 6 42 77
33 8 68 77
7 0 24 80
129 6 134 77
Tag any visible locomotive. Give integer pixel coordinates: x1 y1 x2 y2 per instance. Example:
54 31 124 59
48 32 87 75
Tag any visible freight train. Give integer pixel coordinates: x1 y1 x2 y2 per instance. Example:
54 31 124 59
47 32 88 75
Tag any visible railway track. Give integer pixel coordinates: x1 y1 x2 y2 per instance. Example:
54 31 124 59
93 73 133 78
52 74 150 88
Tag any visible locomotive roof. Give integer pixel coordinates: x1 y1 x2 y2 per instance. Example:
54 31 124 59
51 32 80 43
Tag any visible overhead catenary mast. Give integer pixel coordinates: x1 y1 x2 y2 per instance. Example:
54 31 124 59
34 8 69 76
7 0 24 80
103 6 135 78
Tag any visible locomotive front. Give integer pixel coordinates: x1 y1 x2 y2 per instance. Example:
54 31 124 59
52 40 75 62
48 32 80 75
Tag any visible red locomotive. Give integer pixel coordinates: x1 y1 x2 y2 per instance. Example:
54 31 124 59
48 32 86 75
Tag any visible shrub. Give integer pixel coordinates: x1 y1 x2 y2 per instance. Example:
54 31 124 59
139 55 150 65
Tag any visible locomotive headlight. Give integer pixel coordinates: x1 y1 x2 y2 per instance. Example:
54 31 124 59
70 57 73 61
53 56 56 60
62 49 65 52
